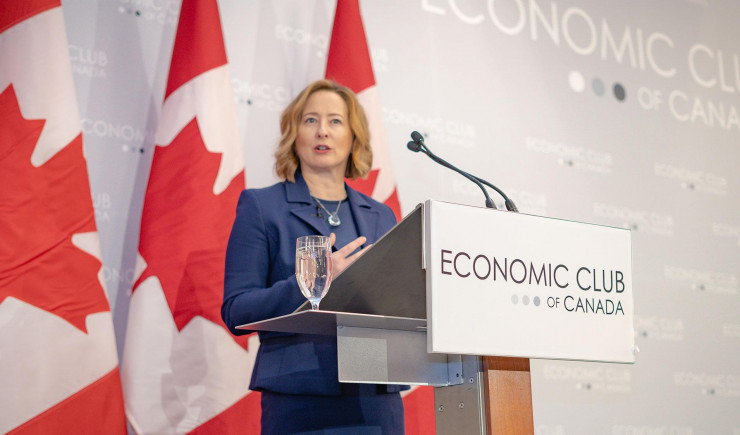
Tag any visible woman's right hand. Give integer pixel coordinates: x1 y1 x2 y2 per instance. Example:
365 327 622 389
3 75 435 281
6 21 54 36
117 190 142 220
330 234 370 276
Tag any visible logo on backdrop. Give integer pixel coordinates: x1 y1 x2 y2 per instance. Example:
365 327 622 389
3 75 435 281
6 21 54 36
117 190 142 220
439 248 627 316
92 192 112 223
654 162 728 196
275 24 328 57
383 107 477 148
674 371 740 397
593 203 674 236
102 265 137 287
611 425 694 435
69 45 108 78
542 363 632 393
504 188 548 215
526 136 612 174
723 323 740 339
423 0 740 133
370 47 390 72
117 0 179 25
232 79 290 112
81 118 148 153
452 182 549 215
712 222 740 247
664 265 738 296
634 315 684 341
535 424 565 435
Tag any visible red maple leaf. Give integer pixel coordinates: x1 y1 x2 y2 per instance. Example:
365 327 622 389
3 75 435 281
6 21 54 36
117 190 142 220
0 84 109 333
346 169 401 221
134 118 249 349
345 167 379 195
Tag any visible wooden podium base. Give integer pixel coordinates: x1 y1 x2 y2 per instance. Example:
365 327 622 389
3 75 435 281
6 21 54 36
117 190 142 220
434 356 533 434
483 357 534 434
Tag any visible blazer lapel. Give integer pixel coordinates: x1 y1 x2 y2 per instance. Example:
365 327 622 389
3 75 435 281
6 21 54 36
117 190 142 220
285 172 381 243
286 173 330 237
346 186 380 246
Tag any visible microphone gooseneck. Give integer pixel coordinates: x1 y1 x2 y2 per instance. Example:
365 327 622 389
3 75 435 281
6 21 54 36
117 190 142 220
407 131 519 212
409 131 497 209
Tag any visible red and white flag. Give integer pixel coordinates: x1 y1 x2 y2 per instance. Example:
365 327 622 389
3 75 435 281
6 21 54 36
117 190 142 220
0 1 126 433
325 1 434 432
326 0 402 221
120 0 260 432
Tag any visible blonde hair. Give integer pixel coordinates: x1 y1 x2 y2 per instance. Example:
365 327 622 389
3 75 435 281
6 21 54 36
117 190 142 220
275 79 372 182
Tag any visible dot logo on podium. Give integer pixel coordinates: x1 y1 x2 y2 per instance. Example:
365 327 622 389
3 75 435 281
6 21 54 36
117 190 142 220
511 294 541 307
569 70 626 102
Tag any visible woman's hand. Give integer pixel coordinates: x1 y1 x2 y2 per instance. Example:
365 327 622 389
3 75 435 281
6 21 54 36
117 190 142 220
330 234 370 276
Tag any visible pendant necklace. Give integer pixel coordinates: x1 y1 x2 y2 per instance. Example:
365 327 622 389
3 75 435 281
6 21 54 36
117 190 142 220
314 197 343 227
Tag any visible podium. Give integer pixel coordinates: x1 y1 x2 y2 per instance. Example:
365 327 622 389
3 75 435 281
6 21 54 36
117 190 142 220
238 200 635 434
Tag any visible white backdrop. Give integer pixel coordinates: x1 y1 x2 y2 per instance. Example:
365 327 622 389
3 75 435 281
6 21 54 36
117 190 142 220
61 0 739 433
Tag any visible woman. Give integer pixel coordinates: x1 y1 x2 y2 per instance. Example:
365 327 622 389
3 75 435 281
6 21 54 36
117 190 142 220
222 79 405 434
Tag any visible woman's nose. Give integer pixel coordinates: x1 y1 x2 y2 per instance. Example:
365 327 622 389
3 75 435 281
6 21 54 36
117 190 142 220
316 121 329 137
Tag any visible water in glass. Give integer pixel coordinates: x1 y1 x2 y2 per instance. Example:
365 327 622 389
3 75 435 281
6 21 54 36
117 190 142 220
295 236 332 310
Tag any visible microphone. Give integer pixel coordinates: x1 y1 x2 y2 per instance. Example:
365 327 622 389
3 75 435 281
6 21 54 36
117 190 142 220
408 131 519 212
410 130 425 146
407 132 496 209
312 205 324 218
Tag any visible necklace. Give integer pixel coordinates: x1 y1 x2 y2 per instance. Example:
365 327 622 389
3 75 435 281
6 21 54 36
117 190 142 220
314 197 343 227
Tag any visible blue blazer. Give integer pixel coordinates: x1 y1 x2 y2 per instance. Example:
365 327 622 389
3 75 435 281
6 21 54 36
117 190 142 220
222 173 402 395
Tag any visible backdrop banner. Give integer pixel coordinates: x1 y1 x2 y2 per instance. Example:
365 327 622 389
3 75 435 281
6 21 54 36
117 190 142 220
24 0 740 433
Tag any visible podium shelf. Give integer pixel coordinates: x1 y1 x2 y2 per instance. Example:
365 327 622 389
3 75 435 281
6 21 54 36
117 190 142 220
236 310 426 336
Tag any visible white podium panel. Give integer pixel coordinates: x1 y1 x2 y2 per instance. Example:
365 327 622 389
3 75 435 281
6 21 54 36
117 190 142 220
424 200 635 363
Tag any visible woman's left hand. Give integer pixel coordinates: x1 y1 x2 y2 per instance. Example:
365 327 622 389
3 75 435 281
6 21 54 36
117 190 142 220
330 234 370 276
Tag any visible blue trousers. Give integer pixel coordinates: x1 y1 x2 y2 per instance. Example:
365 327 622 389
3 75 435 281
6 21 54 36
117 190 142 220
260 385 405 434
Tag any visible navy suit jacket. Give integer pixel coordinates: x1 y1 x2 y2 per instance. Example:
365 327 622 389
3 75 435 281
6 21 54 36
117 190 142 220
222 173 403 395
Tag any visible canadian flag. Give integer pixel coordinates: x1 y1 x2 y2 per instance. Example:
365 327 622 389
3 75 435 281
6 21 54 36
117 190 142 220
0 1 126 433
120 0 260 433
325 1 434 432
327 0 402 221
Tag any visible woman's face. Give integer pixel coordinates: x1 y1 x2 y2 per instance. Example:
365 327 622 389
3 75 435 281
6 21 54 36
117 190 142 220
294 90 353 178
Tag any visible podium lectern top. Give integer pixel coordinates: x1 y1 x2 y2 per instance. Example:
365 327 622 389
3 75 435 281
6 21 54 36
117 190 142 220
295 204 426 319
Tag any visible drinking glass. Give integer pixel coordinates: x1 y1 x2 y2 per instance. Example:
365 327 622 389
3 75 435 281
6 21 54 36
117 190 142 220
295 235 333 310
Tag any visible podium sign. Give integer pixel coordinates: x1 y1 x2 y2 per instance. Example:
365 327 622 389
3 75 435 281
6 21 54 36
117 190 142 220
424 200 635 363
240 200 634 433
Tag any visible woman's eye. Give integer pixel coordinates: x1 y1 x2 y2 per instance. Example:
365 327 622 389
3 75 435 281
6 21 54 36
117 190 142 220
331 119 342 125
305 117 316 124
